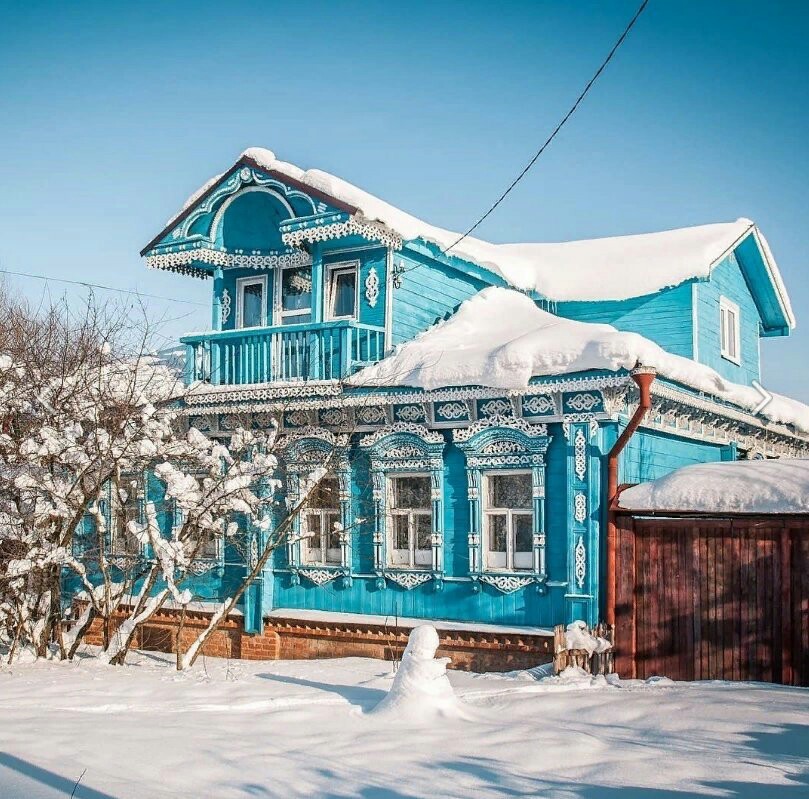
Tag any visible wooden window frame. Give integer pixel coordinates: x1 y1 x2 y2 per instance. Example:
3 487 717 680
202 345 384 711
324 261 359 322
236 275 268 329
719 295 741 365
387 472 433 569
276 264 313 326
482 470 534 572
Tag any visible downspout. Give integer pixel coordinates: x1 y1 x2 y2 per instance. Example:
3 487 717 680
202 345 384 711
605 364 656 626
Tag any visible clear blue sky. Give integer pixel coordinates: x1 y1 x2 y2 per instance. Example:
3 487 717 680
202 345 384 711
1 1 807 398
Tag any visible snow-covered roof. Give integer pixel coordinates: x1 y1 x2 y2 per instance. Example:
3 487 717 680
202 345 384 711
619 458 809 514
349 287 809 433
165 147 793 320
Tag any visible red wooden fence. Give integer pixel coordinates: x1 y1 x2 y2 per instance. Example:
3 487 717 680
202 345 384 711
614 513 809 686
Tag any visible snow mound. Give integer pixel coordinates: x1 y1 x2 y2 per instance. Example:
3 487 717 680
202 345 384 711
166 147 791 313
370 625 464 719
619 458 809 514
564 621 612 656
350 287 809 433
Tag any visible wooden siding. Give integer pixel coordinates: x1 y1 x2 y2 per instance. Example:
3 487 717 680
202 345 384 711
620 427 725 485
694 253 762 384
614 514 809 686
391 255 487 345
270 427 577 629
555 282 694 359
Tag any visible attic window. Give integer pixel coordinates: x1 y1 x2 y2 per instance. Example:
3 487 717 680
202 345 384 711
720 296 741 365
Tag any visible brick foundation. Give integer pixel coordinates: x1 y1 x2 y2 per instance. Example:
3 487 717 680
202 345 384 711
84 607 552 672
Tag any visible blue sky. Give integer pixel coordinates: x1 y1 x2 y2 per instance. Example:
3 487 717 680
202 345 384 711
1 1 808 398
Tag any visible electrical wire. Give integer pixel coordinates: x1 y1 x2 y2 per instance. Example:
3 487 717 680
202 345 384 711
0 267 209 307
432 0 651 263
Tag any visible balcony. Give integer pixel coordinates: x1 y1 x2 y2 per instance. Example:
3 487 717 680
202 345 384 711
181 320 386 385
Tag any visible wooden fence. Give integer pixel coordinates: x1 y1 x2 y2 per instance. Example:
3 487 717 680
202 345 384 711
614 513 809 686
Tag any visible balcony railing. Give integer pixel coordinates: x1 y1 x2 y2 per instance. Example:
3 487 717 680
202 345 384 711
181 321 386 385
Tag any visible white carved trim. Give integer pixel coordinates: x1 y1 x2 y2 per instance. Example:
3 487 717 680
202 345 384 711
574 536 586 590
359 422 444 448
282 214 403 250
574 428 587 481
479 574 534 594
453 416 548 443
574 493 587 524
365 266 380 308
220 288 232 325
385 571 432 590
298 568 341 586
146 248 311 272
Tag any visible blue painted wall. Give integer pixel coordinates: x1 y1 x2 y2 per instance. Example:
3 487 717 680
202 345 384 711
268 423 576 628
555 282 695 359
693 253 762 384
620 426 725 485
391 253 489 345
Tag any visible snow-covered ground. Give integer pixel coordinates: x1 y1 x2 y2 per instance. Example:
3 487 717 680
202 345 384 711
1 651 808 799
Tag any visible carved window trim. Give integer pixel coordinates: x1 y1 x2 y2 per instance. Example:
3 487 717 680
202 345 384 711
454 418 550 589
359 424 445 584
280 429 352 579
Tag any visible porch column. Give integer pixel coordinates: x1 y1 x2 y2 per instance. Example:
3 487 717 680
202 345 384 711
212 266 224 331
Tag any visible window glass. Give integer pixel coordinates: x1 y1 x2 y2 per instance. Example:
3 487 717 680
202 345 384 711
415 514 432 551
308 478 339 510
488 514 507 553
514 514 533 553
392 475 431 508
326 512 342 559
281 266 312 321
393 515 410 550
330 268 357 318
727 308 737 359
241 281 264 328
113 481 141 555
488 473 532 509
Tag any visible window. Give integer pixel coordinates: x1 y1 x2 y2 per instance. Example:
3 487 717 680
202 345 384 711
719 296 741 364
326 263 358 320
280 265 312 325
236 276 267 329
171 499 220 561
388 474 432 568
111 477 142 556
484 472 533 571
302 477 342 565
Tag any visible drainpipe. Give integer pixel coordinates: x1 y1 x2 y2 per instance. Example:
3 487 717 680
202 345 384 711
605 364 656 626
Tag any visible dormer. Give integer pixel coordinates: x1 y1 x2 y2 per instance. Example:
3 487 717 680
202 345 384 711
141 153 399 385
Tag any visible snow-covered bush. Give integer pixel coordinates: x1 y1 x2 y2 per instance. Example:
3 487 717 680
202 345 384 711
0 287 325 666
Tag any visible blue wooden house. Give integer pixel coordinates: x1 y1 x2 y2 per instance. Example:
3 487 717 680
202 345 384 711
137 147 808 656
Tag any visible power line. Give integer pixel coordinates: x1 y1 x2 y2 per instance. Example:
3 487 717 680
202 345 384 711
442 0 650 256
0 268 209 307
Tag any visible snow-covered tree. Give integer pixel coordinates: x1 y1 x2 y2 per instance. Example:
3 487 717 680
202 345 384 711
0 286 327 666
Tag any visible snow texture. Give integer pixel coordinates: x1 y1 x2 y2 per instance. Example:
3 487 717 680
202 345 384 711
619 457 809 514
371 624 462 719
350 287 809 433
169 147 793 317
1 650 808 798
564 620 612 656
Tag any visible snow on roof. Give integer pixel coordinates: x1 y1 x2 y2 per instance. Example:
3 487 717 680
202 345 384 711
215 148 790 312
349 287 809 433
619 458 809 514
